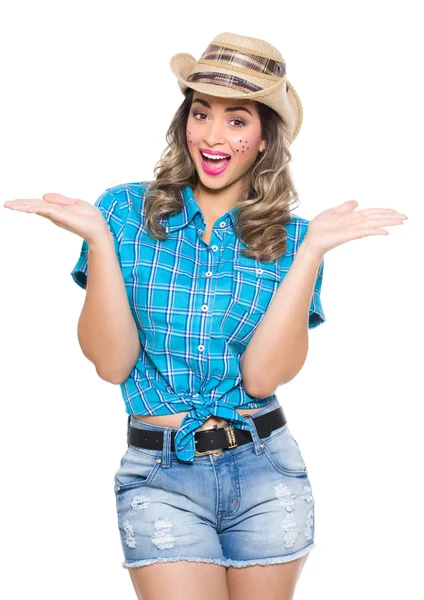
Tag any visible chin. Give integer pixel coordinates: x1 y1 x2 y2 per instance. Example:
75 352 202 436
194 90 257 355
197 173 233 189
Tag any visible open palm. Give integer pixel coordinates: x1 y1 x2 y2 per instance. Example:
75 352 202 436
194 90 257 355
3 193 108 244
305 200 408 255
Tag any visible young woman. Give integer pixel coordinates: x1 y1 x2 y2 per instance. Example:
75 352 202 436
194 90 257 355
3 32 407 600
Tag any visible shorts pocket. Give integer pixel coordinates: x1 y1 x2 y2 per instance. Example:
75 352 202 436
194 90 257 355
114 445 162 494
262 424 309 478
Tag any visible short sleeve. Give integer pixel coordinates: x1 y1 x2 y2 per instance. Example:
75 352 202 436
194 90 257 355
288 216 326 330
308 255 326 329
70 188 125 290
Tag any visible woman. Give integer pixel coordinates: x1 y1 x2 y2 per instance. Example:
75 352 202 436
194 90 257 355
3 32 407 600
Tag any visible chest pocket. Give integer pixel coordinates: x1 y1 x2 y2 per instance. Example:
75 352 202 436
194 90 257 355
221 257 281 348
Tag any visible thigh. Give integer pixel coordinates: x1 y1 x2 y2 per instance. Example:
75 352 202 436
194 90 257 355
226 554 308 600
218 423 316 565
114 445 227 567
128 561 230 600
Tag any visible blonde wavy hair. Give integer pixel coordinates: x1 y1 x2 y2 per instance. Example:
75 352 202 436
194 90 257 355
144 88 301 262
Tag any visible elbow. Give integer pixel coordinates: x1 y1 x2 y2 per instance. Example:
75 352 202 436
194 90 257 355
96 356 138 384
96 368 129 385
243 377 278 399
243 368 303 398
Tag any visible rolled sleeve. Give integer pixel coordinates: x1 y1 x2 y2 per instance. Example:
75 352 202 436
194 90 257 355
70 188 125 290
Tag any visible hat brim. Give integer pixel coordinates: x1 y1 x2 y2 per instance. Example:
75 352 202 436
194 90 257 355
169 52 303 141
170 52 283 99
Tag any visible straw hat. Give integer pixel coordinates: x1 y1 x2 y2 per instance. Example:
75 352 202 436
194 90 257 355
170 32 303 143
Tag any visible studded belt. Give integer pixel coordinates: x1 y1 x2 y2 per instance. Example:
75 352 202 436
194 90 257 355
127 406 287 457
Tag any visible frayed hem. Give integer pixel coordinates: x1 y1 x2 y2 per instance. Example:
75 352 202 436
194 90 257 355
122 556 229 569
224 542 316 568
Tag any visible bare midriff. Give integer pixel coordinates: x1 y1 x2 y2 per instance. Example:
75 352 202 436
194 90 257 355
132 406 265 431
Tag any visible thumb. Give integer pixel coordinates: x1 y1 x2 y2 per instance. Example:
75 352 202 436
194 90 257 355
42 193 75 205
335 199 358 212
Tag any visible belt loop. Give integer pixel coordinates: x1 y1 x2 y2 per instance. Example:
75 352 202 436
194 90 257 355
127 415 131 442
242 414 264 455
161 427 172 468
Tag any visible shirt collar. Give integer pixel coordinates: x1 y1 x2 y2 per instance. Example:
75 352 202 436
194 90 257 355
166 185 238 232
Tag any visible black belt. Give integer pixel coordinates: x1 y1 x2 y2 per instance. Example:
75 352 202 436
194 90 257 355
127 406 287 457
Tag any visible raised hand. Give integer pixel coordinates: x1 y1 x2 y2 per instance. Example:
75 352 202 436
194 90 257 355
304 200 408 256
3 193 109 245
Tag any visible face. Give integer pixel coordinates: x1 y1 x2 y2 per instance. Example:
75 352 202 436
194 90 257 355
186 92 266 191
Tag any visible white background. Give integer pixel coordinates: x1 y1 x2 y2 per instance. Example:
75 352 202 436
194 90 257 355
1 1 422 598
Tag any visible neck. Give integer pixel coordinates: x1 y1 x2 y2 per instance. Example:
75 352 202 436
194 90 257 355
193 177 250 219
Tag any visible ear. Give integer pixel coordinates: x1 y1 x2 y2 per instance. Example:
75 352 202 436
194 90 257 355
259 140 267 153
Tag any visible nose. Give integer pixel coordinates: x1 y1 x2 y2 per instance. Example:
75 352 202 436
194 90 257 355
203 118 226 148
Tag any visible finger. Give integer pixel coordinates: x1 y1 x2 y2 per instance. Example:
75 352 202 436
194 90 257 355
6 200 53 217
362 216 405 227
359 208 407 218
4 199 42 210
363 228 390 236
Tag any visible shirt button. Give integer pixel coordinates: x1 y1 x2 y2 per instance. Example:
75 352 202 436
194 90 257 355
198 344 205 352
201 304 208 312
256 268 263 275
219 221 226 228
192 393 199 398
205 271 213 277
211 245 218 252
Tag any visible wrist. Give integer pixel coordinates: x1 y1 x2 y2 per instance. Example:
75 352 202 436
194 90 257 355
86 225 113 249
299 235 325 264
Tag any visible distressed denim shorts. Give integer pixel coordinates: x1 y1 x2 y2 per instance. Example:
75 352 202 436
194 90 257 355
113 396 316 569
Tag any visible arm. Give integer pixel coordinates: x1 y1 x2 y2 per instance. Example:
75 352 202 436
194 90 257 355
241 237 324 398
77 227 141 384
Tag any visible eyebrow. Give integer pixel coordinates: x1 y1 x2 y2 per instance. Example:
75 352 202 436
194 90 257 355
192 97 253 117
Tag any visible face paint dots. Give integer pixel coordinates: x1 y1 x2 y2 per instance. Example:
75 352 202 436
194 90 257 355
237 140 250 154
186 129 192 144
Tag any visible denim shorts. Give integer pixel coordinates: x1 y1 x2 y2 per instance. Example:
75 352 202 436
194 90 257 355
113 396 316 569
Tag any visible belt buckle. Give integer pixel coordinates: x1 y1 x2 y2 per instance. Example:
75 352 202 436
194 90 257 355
194 447 223 457
194 424 223 457
224 425 238 449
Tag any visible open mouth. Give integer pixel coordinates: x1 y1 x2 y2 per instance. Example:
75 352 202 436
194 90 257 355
199 150 231 175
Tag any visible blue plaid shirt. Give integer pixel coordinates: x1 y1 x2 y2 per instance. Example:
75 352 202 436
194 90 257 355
71 182 325 462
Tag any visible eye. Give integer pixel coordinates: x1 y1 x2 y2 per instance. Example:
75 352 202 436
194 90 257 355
192 111 207 122
191 111 245 128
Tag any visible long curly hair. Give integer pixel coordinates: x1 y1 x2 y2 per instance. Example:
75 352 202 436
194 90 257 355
144 88 301 262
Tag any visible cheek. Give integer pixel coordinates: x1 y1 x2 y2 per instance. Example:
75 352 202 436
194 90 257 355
186 127 201 147
234 135 261 157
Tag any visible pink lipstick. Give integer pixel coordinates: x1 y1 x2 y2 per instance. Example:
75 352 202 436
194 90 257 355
199 149 231 176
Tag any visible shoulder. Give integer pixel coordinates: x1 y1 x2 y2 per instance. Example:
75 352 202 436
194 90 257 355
103 180 153 215
284 213 311 250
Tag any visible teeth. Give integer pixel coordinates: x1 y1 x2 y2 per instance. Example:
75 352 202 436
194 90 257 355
201 152 230 160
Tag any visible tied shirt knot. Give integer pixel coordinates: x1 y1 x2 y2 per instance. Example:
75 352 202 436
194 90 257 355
173 396 253 462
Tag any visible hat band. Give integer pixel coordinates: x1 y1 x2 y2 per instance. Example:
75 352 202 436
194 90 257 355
187 71 262 93
200 44 286 78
